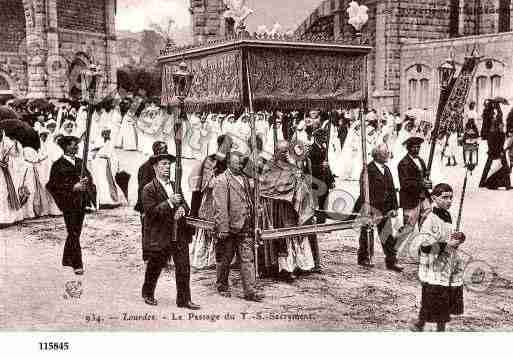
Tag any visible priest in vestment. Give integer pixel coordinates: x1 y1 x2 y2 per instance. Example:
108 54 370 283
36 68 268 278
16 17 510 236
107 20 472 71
259 140 315 281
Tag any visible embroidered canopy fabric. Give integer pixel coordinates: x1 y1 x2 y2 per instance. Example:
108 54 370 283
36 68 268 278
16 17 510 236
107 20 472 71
159 39 371 112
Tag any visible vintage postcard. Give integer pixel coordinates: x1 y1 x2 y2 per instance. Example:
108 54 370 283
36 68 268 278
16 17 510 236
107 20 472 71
0 1 511 347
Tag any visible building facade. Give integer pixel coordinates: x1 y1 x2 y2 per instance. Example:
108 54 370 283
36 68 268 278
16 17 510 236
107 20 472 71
0 0 117 99
189 0 230 45
190 0 513 116
294 0 513 116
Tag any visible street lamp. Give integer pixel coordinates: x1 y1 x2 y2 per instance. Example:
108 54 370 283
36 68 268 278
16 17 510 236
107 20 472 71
172 60 193 194
171 61 194 237
172 61 194 102
463 142 479 172
80 64 102 207
81 64 102 103
455 142 479 232
438 58 457 90
427 58 456 173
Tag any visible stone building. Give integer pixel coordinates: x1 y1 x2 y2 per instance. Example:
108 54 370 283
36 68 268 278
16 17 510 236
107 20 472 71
0 0 117 99
294 0 513 116
189 0 513 116
189 0 230 44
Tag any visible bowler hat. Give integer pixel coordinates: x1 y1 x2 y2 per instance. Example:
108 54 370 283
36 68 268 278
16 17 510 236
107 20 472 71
403 136 424 147
57 135 80 149
150 153 176 165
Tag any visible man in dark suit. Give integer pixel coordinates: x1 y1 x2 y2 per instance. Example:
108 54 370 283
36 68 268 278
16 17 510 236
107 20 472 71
354 143 401 271
135 140 168 250
141 153 200 309
46 136 95 275
213 151 264 302
398 136 432 228
306 127 335 272
134 141 168 214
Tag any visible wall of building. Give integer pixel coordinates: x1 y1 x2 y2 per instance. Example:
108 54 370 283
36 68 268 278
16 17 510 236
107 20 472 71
190 0 227 44
0 0 26 52
0 0 116 99
400 32 513 119
57 0 106 33
294 0 456 111
0 0 28 96
294 0 513 114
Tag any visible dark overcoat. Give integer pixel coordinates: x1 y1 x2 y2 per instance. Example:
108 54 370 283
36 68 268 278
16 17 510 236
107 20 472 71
134 159 155 213
141 178 192 260
398 155 428 210
308 142 335 189
46 157 95 213
354 161 398 215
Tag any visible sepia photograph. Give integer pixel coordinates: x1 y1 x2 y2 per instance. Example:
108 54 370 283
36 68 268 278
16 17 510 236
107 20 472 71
1 1 513 350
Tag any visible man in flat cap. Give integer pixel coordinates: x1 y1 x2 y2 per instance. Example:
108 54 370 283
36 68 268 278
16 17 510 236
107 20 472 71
141 153 200 309
398 136 432 229
213 150 264 302
46 135 96 275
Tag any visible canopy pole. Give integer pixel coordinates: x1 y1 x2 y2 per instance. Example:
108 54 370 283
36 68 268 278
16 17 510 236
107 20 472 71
245 55 260 277
359 52 374 265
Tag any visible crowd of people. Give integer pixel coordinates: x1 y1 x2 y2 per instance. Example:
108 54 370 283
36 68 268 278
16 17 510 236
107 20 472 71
2 94 513 331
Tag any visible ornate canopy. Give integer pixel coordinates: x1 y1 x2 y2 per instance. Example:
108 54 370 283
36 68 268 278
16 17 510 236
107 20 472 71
158 36 372 112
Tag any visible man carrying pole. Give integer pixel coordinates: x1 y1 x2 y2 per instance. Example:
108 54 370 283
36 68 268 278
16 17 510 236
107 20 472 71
46 65 99 275
212 150 264 302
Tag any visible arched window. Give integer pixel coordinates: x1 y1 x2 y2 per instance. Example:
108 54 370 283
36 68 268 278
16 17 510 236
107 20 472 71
408 79 418 109
476 76 489 114
491 75 502 98
419 79 429 109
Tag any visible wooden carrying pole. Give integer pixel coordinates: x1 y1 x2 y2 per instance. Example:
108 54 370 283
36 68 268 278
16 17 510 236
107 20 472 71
245 55 260 276
456 170 469 232
427 86 450 174
80 68 100 207
359 50 374 264
173 102 190 241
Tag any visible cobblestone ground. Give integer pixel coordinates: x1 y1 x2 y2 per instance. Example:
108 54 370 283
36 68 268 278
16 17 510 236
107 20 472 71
1 147 513 331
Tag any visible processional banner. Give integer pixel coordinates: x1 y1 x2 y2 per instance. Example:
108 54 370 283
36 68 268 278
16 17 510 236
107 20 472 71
438 56 481 136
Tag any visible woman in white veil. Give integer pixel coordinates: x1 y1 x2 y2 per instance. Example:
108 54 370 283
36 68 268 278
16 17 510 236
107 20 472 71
0 132 24 226
327 117 344 179
75 104 88 139
206 114 222 156
110 103 123 148
339 120 362 181
119 100 139 152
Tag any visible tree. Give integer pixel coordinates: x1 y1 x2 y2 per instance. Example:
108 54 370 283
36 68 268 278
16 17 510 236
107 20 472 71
117 66 162 98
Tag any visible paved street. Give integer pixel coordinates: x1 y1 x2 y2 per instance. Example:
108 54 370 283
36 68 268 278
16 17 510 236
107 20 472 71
1 147 513 331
